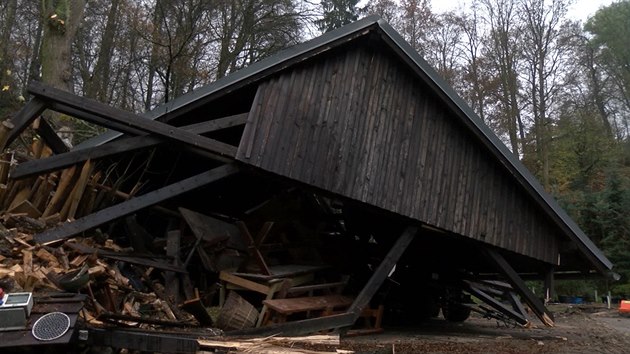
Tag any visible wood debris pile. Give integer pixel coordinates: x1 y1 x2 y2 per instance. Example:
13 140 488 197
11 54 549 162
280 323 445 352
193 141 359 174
0 81 391 350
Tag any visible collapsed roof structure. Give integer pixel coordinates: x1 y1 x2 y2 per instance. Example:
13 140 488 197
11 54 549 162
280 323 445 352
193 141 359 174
0 16 613 349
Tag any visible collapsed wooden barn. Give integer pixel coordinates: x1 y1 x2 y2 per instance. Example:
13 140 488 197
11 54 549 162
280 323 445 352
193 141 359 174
0 16 613 351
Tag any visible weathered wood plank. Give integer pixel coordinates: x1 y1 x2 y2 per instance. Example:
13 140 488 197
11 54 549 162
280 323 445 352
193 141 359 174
65 242 188 273
5 96 47 146
28 81 237 157
34 163 239 244
34 117 70 154
12 113 247 179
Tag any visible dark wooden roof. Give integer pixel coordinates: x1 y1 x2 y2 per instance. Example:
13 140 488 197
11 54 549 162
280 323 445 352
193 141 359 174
80 16 612 273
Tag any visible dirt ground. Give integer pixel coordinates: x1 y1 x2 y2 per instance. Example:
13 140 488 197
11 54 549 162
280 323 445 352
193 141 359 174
337 304 630 354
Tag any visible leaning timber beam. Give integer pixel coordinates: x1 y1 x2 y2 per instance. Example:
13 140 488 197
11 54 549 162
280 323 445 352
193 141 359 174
34 163 239 245
228 226 418 337
27 81 236 157
484 248 555 326
34 117 69 154
49 101 146 136
5 96 47 147
463 281 529 326
11 113 248 179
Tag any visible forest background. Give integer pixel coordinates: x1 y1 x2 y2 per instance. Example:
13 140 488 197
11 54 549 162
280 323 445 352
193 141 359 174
1 0 629 297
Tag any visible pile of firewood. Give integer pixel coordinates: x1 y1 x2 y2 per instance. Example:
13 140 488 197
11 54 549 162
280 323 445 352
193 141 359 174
0 220 210 329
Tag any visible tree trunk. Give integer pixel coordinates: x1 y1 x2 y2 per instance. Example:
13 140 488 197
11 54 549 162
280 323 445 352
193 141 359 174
87 0 120 102
0 0 18 89
40 0 87 91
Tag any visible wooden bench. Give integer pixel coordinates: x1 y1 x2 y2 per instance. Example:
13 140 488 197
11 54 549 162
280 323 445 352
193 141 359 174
262 295 353 324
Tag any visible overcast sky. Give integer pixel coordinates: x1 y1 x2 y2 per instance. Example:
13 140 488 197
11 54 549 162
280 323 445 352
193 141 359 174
430 0 616 22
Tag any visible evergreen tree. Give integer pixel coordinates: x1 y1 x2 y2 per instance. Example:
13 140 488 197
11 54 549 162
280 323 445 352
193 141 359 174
316 0 359 33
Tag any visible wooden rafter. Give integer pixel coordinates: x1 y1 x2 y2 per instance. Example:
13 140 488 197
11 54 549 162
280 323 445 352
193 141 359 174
12 113 248 179
34 163 239 244
28 81 237 157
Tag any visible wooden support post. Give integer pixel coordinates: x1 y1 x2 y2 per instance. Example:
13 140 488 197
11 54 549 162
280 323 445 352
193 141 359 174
347 226 418 317
544 266 555 304
484 248 554 326
34 164 239 244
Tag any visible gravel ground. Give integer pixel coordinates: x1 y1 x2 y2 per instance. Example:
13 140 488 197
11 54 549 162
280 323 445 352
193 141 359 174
337 304 630 354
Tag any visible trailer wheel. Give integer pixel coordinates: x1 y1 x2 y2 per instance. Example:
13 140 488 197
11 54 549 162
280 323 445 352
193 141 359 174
443 302 471 322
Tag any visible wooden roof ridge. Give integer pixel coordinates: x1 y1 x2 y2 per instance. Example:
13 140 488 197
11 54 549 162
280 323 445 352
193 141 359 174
76 16 612 274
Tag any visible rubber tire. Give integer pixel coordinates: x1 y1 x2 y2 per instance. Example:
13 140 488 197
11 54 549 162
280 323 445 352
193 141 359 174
443 302 471 322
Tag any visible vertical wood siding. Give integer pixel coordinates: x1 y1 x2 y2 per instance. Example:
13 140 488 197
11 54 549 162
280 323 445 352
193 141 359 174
237 45 559 264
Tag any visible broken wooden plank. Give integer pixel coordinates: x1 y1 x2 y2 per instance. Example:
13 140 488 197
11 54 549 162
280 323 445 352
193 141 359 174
34 163 239 244
219 271 271 295
12 113 248 180
66 159 93 220
64 242 188 273
43 165 77 217
28 82 237 157
181 289 213 326
34 117 70 154
0 120 15 152
198 335 340 352
228 312 355 337
5 96 47 147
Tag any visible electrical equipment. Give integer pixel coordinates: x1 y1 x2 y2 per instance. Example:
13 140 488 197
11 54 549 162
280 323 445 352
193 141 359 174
0 292 33 331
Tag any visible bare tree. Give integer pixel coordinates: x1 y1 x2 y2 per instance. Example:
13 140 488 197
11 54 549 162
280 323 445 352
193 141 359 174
519 0 571 189
479 0 524 157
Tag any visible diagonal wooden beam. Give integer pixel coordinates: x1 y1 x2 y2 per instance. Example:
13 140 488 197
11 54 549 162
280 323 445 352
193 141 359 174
28 81 237 157
34 163 239 245
484 248 555 326
464 282 529 326
11 113 248 180
34 117 70 154
347 226 417 317
6 96 48 146
49 101 145 136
